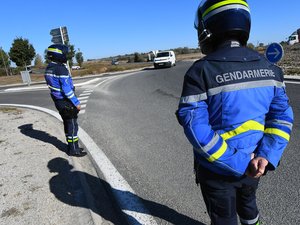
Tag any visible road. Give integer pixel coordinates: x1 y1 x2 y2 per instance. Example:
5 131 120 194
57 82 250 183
0 61 299 225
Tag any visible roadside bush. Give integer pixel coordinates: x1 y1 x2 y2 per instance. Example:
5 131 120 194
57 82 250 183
134 53 145 62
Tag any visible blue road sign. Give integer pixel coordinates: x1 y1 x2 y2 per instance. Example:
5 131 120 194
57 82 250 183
265 43 284 64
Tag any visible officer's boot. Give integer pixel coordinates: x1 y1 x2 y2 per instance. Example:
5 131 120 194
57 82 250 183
67 137 87 157
64 118 87 157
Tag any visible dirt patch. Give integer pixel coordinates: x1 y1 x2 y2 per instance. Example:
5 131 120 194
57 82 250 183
0 74 44 86
0 208 23 218
0 107 23 115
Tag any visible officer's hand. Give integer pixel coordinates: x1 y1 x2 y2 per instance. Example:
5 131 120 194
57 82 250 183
76 105 81 111
246 156 268 178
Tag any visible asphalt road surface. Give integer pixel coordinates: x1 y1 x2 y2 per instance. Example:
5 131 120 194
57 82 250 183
0 61 299 225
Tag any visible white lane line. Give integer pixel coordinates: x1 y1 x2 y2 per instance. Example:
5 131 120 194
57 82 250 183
83 90 93 93
81 104 87 108
80 100 88 104
80 93 91 97
79 109 86 115
94 77 118 88
74 78 101 87
4 85 47 92
0 103 157 225
3 78 102 93
285 81 300 84
78 96 89 100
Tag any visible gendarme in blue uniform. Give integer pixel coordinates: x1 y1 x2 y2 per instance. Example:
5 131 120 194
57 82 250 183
45 61 81 153
177 42 293 177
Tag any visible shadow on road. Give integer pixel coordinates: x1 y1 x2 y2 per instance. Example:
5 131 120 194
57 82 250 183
17 123 205 224
18 123 68 153
47 157 206 225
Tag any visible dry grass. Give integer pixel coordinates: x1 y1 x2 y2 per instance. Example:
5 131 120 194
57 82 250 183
0 61 152 86
71 60 152 77
0 74 44 86
176 52 204 60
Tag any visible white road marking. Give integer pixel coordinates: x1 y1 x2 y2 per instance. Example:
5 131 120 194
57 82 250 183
83 90 93 93
74 78 101 87
79 93 91 97
79 109 86 115
285 81 300 84
80 100 88 104
2 77 102 93
78 96 89 100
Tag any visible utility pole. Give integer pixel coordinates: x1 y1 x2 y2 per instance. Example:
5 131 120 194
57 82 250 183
0 47 9 76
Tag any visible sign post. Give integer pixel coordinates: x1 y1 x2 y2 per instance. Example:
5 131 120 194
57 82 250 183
265 43 284 64
50 26 69 44
49 26 71 73
20 71 31 86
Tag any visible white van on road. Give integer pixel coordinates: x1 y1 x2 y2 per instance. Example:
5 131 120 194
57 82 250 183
153 51 176 69
288 29 300 45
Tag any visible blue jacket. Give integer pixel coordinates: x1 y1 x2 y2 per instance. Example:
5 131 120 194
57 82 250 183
44 62 80 106
177 44 293 177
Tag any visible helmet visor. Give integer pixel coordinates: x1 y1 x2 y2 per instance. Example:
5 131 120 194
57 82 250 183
194 0 206 29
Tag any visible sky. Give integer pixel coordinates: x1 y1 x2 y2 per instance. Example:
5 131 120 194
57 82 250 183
1 0 299 61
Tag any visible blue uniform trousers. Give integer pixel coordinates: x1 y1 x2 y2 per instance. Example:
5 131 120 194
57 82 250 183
52 97 80 153
195 163 260 225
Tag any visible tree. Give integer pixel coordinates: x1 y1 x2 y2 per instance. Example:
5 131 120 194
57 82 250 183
247 43 255 50
34 54 44 67
75 49 84 67
44 49 50 64
0 48 11 76
134 52 144 62
9 37 35 68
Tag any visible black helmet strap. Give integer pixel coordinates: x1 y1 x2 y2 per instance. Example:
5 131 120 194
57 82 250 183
198 20 212 44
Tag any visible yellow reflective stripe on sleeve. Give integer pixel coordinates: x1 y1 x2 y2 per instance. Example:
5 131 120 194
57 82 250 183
207 140 227 162
264 128 290 141
203 0 249 18
48 48 63 54
221 120 264 141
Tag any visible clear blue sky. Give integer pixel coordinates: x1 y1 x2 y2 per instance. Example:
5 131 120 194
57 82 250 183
1 0 299 60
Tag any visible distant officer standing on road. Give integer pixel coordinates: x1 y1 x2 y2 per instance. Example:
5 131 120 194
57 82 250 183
176 1 293 225
45 44 86 157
